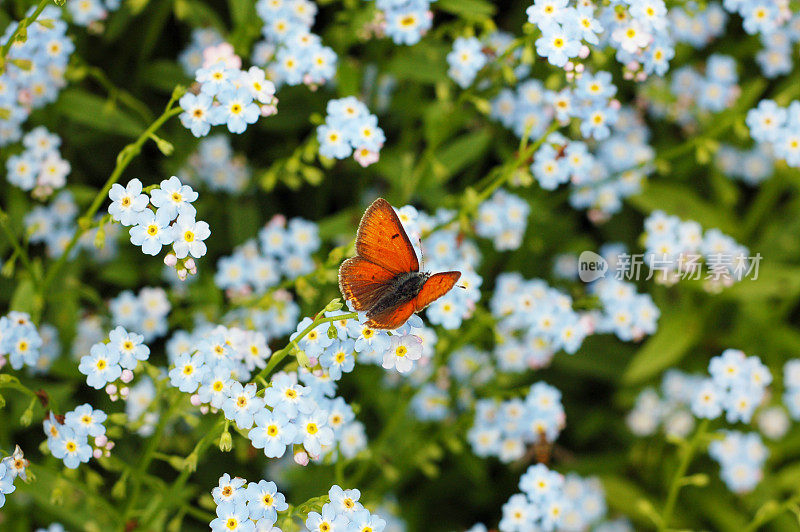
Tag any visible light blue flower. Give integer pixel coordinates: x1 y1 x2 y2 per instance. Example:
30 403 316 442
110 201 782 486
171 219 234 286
129 208 175 256
79 342 122 389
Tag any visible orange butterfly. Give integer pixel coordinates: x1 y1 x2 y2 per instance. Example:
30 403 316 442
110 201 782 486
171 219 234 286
338 198 461 330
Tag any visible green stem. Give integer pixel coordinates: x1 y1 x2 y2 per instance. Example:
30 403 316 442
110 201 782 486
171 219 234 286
254 310 358 382
659 418 710 532
0 207 38 286
0 0 50 65
120 390 183 529
39 103 183 297
744 492 800 532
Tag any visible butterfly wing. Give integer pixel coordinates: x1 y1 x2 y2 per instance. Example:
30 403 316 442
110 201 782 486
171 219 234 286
355 198 419 275
413 271 461 312
338 257 396 311
366 300 416 330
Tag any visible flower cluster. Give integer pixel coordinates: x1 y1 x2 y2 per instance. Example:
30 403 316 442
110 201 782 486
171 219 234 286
305 485 387 532
79 327 150 399
215 215 319 295
591 278 660 343
252 0 338 88
475 190 530 251
716 144 775 186
110 286 171 342
468 382 565 462
526 0 672 78
367 0 436 46
499 464 606 532
108 177 211 278
0 6 72 147
447 37 487 88
669 2 727 49
691 349 771 424
746 99 800 168
0 312 42 371
645 55 740 126
317 97 385 167
166 322 367 461
5 127 70 198
180 44 278 137
723 0 800 78
643 211 751 288
210 474 288 531
182 135 251 193
168 325 271 391
179 28 223 75
65 0 121 26
491 274 590 364
491 83 653 216
43 404 111 469
708 431 767 493
628 370 702 438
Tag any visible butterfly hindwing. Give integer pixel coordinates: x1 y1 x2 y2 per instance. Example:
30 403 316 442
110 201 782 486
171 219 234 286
338 257 396 311
366 299 417 330
355 198 420 275
413 271 461 312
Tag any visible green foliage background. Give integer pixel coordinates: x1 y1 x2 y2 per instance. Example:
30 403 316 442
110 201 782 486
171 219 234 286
1 0 800 530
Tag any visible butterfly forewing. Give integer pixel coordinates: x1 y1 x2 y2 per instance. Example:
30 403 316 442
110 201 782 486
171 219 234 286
338 257 396 311
413 271 461 312
355 198 419 275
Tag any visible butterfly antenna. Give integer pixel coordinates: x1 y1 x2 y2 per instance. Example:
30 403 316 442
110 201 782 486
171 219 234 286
417 236 425 272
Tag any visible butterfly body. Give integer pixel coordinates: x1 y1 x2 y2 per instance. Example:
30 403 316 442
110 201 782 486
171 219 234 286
339 198 461 330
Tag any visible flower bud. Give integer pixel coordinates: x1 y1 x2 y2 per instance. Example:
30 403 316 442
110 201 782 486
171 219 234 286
190 394 202 406
293 448 309 466
164 253 178 267
219 430 232 452
95 435 108 447
120 369 134 383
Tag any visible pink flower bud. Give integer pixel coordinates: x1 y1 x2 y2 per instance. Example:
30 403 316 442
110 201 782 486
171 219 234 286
106 384 117 395
190 394 202 406
93 449 103 459
106 441 115 451
164 253 178 267
120 369 134 383
294 449 309 466
119 387 129 398
200 406 209 414
184 258 196 270
177 269 188 281
95 435 108 447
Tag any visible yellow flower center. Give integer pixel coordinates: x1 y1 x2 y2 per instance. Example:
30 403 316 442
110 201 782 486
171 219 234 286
306 422 318 434
121 197 131 207
267 424 279 436
184 231 195 242
395 346 407 357
96 359 107 370
66 441 77 452
147 224 159 236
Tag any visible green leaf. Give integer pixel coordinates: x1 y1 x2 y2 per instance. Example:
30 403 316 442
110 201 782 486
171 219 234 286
622 305 702 384
55 89 145 138
722 263 800 301
628 182 738 236
10 278 37 315
386 45 448 84
432 129 492 182
141 60 190 93
436 0 496 18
